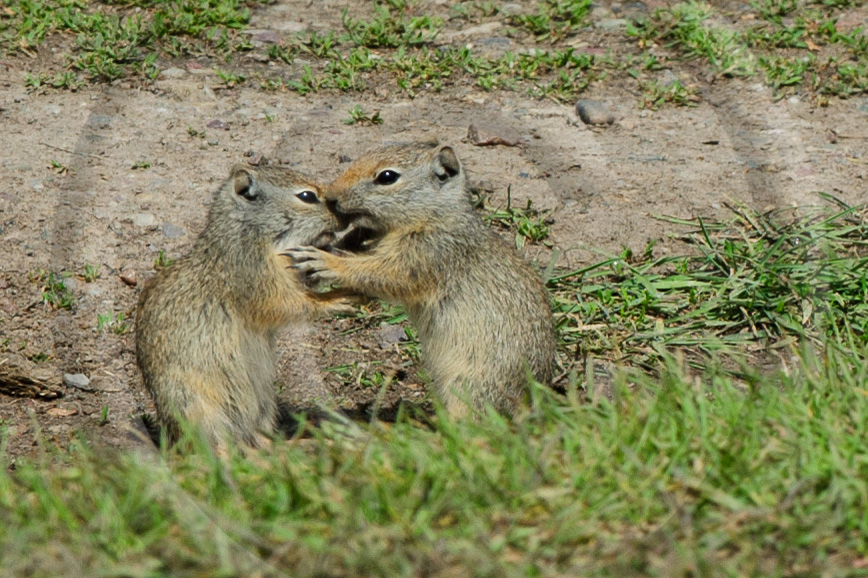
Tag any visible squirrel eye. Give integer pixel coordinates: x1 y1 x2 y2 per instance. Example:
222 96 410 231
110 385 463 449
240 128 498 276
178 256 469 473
296 190 319 204
374 170 400 185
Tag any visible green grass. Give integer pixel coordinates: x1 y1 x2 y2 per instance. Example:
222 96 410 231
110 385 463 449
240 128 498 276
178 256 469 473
509 0 592 41
29 268 75 310
482 186 553 250
96 311 131 335
4 0 868 106
3 343 868 575
6 197 868 574
633 0 868 100
549 194 868 372
343 104 384 125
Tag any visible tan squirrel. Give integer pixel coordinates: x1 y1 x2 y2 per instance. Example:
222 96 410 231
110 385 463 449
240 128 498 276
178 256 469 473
136 164 353 453
285 141 556 417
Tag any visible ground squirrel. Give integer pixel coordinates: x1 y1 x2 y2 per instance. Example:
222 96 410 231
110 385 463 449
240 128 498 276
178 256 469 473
136 164 352 452
286 141 556 417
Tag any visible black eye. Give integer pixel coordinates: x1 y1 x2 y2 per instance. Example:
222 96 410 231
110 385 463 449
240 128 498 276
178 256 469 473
374 170 400 185
296 190 319 204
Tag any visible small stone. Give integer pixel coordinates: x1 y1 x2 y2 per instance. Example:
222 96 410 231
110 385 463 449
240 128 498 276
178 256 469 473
120 270 137 286
61 277 78 292
339 154 352 163
162 222 186 238
466 121 522 147
575 100 615 125
595 18 628 31
376 324 407 349
133 212 157 227
246 152 265 166
207 138 219 146
63 373 92 391
159 67 186 79
207 119 229 130
500 3 523 15
252 30 280 44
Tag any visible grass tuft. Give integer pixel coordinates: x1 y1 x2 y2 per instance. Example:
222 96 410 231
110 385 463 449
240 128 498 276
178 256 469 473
549 194 868 372
3 344 868 575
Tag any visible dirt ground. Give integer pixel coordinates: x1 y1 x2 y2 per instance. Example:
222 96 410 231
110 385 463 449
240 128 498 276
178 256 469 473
1 0 867 461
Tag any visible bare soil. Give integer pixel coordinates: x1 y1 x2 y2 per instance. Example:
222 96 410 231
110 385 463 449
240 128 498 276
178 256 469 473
2 0 867 461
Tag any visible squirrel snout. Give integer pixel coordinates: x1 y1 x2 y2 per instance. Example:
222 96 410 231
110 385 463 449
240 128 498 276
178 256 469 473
325 198 354 230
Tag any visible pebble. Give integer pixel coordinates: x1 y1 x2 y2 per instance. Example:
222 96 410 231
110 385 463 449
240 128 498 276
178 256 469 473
596 18 629 31
576 100 615 125
133 212 157 227
206 119 229 130
63 373 92 391
160 67 186 79
61 277 78 292
376 325 407 349
245 152 265 166
623 1 648 12
439 21 502 42
207 138 219 146
120 270 137 287
162 222 186 238
500 3 523 15
249 30 280 44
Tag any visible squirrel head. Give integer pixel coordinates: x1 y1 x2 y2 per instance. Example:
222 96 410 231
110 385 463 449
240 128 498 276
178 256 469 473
325 141 466 234
208 164 340 252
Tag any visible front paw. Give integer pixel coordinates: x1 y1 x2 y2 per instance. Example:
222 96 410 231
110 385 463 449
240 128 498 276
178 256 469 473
281 246 339 283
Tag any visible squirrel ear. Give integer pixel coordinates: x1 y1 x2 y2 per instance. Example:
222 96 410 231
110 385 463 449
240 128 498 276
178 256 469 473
230 165 257 200
433 147 461 183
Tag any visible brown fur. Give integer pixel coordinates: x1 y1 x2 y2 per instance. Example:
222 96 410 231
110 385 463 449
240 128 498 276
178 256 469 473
136 165 352 452
287 142 556 417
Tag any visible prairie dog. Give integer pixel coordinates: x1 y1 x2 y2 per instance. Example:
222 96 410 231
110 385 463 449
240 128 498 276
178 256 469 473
136 164 353 452
287 142 556 417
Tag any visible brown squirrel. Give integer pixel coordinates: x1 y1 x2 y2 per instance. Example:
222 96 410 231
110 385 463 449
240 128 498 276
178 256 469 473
136 164 354 453
285 141 556 417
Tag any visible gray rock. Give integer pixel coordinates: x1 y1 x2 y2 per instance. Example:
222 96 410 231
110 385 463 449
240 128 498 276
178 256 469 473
376 325 407 349
63 373 93 391
623 2 648 12
61 277 78 292
595 18 628 31
575 100 615 125
132 212 157 227
87 115 114 128
160 67 186 79
252 30 280 44
474 36 512 58
500 3 523 15
162 222 186 238
206 119 229 130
